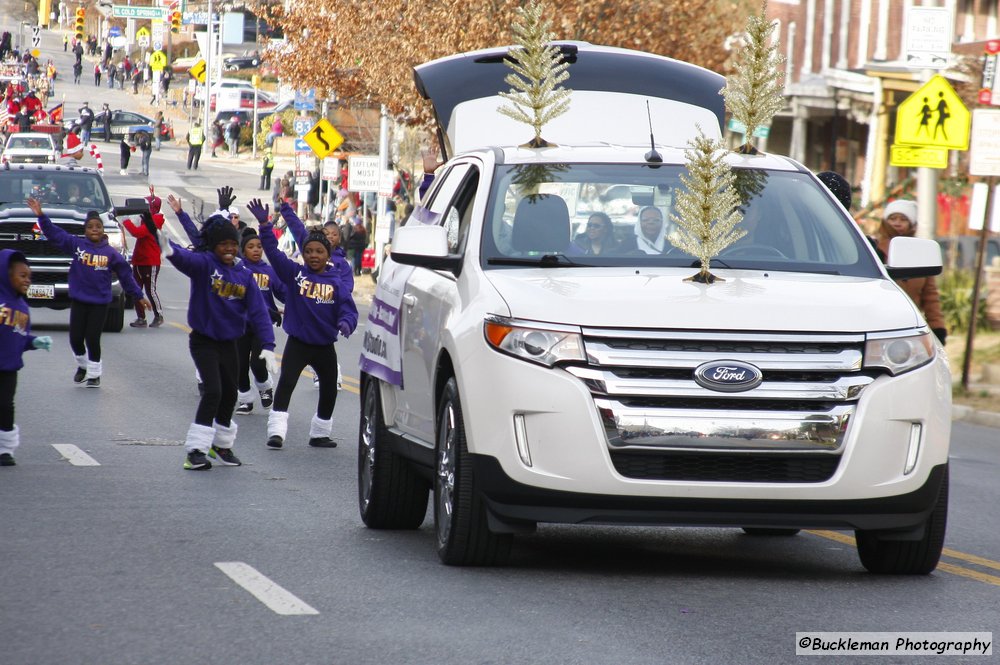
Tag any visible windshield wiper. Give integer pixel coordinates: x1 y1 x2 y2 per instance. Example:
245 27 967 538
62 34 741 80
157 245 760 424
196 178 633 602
487 254 587 268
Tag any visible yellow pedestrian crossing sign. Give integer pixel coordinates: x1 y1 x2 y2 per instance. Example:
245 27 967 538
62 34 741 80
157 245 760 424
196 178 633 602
895 75 970 151
303 119 344 159
149 50 168 72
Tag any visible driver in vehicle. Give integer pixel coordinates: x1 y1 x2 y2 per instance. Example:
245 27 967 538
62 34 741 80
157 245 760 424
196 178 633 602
620 205 668 254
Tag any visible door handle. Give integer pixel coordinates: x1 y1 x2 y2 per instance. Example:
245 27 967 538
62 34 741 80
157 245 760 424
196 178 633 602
402 294 417 309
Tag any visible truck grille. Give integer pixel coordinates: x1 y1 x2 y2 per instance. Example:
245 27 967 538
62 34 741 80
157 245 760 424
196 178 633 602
569 329 869 483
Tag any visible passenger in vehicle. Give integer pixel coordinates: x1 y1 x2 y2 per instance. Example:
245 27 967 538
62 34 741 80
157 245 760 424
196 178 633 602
874 200 947 344
64 182 94 205
573 212 618 256
620 206 668 254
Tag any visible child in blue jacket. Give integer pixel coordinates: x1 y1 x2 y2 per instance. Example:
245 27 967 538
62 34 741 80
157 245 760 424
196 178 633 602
248 199 358 449
26 197 149 387
156 197 278 470
0 250 54 466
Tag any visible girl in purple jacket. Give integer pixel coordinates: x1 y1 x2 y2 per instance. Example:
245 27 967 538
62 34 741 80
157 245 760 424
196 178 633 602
26 197 150 388
0 250 53 466
247 198 358 449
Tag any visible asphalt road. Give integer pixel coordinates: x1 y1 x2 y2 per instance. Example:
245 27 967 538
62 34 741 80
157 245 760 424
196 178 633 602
3 12 1000 665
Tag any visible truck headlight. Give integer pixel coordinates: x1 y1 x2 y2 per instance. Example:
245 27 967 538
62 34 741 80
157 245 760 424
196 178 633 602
484 317 585 367
863 330 935 375
106 229 126 253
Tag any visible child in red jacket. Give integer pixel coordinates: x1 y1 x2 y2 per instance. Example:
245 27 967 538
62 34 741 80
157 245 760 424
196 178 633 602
122 187 165 328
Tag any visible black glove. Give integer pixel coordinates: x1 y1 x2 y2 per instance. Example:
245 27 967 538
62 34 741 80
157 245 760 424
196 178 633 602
217 185 236 211
269 309 282 327
932 328 947 345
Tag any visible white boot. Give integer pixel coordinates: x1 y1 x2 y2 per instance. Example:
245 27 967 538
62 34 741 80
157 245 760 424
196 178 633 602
0 426 20 462
184 423 216 454
253 376 273 392
266 410 289 449
308 414 336 448
209 421 241 466
85 360 102 387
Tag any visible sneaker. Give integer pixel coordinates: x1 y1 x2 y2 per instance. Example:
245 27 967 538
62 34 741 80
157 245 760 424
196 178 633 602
235 402 253 415
130 319 147 328
119 169 127 175
183 450 212 470
73 367 86 383
209 445 242 466
259 388 273 409
150 315 164 328
308 437 337 448
266 435 283 450
0 453 15 467
86 377 100 388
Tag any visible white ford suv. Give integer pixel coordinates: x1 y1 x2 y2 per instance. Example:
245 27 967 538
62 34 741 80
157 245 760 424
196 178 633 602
357 43 951 573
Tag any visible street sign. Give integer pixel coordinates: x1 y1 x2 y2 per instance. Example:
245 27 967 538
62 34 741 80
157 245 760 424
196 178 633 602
969 109 1000 177
31 36 40 48
889 144 948 169
348 156 381 193
294 88 316 111
31 26 40 37
182 11 217 25
895 75 970 151
904 6 952 68
322 157 340 181
136 27 150 46
109 25 123 37
149 50 168 71
112 5 167 19
294 138 311 153
188 59 206 83
303 119 344 159
293 118 312 136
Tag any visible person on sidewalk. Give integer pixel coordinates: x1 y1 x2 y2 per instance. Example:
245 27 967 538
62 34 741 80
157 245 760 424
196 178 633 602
186 119 205 170
150 198 277 470
153 111 164 150
78 101 94 144
101 103 112 141
136 131 152 176
226 116 241 158
119 133 136 175
93 62 101 87
26 198 149 388
260 149 274 191
72 61 82 84
122 188 165 329
209 119 224 158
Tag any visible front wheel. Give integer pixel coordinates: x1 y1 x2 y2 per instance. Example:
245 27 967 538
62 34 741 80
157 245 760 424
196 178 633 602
434 378 512 566
856 467 948 575
104 298 125 333
357 376 428 529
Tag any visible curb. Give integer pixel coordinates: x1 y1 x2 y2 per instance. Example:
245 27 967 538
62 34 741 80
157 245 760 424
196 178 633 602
952 405 1000 429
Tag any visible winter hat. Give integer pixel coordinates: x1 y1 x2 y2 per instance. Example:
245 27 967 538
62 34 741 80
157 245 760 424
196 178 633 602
204 218 240 249
85 210 102 223
303 231 331 256
883 199 918 226
63 132 83 157
145 194 161 215
816 171 852 211
240 228 259 252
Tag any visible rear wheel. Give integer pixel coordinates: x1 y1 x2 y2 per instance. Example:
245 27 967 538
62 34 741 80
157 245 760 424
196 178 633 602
357 376 428 529
435 378 512 566
856 467 948 575
742 528 801 536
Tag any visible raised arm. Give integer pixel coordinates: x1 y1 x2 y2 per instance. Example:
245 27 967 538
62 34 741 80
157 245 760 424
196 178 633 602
248 199 299 283
278 201 308 249
27 197 76 253
166 194 203 248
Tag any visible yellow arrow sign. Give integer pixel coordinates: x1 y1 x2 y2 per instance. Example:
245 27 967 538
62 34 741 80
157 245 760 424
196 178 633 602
149 50 168 71
189 59 206 84
303 118 344 159
890 144 948 169
895 75 970 151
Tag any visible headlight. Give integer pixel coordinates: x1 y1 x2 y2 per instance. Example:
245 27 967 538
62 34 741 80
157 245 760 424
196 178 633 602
863 330 935 375
484 317 585 367
106 229 125 253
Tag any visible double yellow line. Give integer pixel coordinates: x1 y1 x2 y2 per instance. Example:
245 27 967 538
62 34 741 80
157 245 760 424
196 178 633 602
810 530 1000 586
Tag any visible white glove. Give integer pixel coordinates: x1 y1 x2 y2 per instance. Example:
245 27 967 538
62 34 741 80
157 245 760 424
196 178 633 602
259 349 278 375
156 231 174 257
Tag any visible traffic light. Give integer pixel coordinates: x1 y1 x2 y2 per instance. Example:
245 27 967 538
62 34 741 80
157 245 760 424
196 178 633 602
74 7 85 40
170 11 182 34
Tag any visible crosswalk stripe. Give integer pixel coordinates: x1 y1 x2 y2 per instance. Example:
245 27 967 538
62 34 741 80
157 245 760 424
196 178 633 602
214 562 319 615
51 444 100 466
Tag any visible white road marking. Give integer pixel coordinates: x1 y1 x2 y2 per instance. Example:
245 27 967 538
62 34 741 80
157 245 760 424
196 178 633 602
51 444 100 466
214 562 319 615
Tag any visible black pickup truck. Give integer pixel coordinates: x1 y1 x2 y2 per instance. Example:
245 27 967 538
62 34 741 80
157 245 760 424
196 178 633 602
0 163 131 331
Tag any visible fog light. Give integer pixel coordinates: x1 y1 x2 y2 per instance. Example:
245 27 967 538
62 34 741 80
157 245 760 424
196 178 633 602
903 423 922 475
513 414 532 467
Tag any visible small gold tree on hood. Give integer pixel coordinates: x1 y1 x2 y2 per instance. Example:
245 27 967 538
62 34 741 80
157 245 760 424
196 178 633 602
721 1 785 153
497 0 571 148
669 129 745 284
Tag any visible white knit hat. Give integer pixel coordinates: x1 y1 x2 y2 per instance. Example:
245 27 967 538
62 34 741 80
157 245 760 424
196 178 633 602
883 199 918 226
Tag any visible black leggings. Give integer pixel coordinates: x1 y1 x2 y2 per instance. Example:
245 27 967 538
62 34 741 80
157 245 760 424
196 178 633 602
273 336 338 420
237 329 267 393
132 265 161 318
188 331 238 428
69 300 108 361
0 370 16 431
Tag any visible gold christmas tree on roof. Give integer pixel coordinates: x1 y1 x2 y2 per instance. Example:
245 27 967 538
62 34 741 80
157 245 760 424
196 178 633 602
721 1 785 153
497 0 572 148
668 129 745 284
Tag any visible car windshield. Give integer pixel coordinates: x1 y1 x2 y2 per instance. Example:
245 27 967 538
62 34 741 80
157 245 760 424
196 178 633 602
6 136 52 150
0 172 110 211
482 163 880 277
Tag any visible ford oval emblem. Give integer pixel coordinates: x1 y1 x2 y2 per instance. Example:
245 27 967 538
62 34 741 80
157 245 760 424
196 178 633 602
693 360 763 393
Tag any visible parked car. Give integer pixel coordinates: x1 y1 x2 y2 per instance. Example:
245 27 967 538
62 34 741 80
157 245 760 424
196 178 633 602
0 132 58 164
357 43 951 575
209 88 276 112
214 110 253 129
223 51 262 71
63 109 171 141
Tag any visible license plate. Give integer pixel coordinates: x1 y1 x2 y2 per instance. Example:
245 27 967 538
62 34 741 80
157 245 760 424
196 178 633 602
27 284 55 299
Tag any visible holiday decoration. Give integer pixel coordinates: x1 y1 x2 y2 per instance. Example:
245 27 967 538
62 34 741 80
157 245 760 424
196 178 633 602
497 0 571 148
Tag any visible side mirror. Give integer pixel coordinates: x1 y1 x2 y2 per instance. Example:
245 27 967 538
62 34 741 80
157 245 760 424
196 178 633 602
886 236 943 279
390 224 462 274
